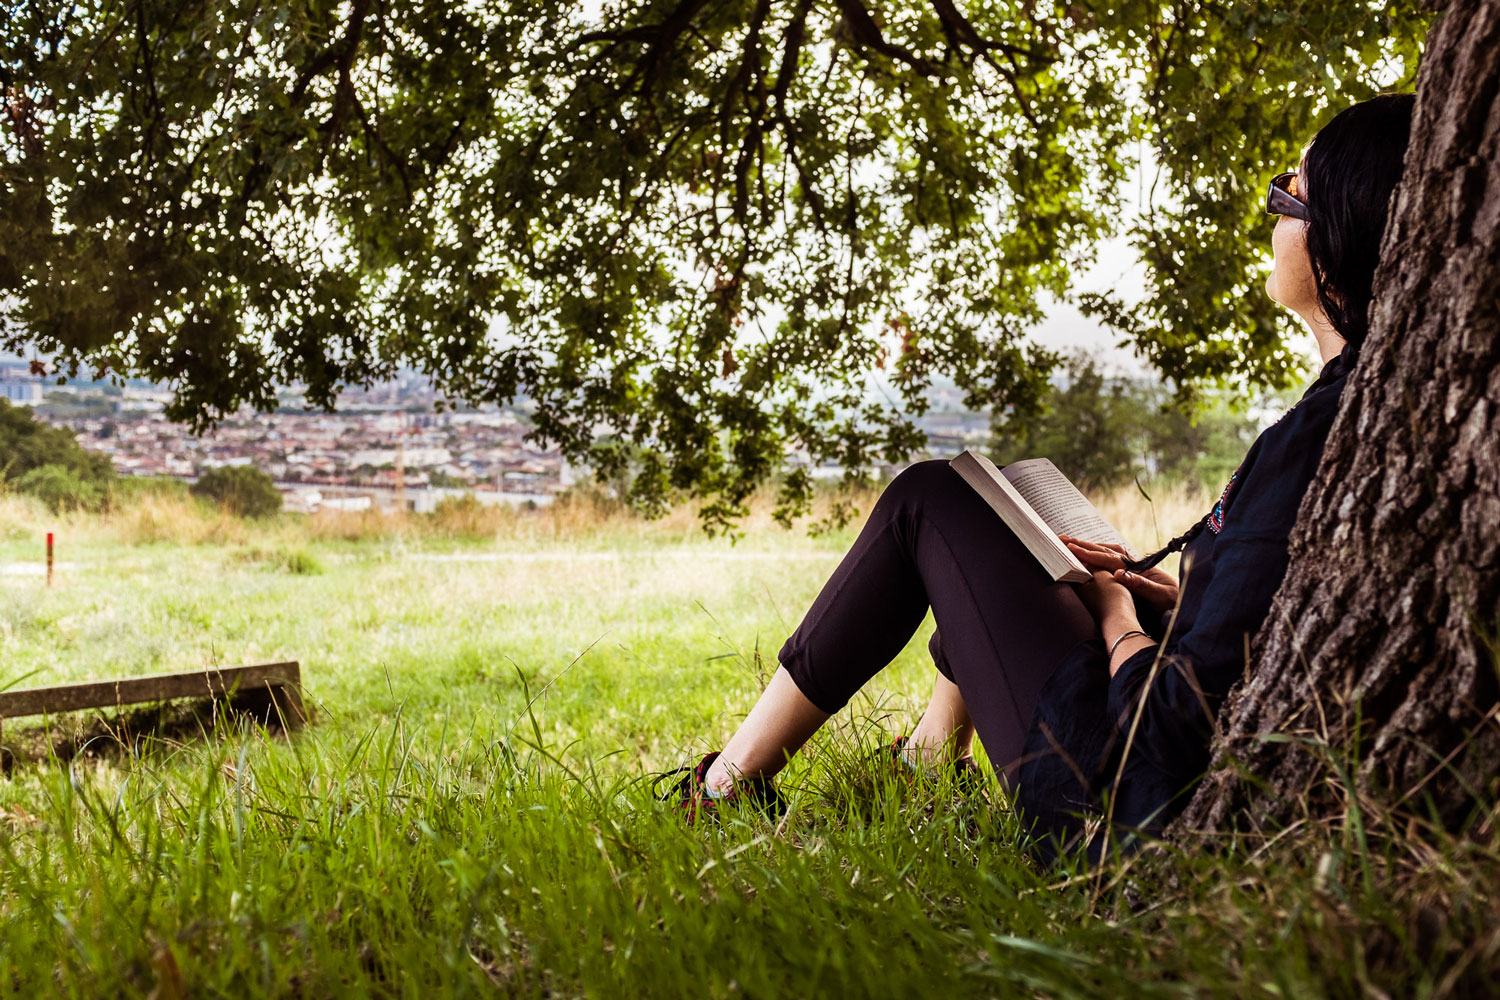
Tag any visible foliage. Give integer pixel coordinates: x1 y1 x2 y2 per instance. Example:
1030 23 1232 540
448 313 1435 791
189 464 284 518
990 352 1259 495
0 396 114 510
0 397 113 482
12 462 106 512
278 547 324 575
429 492 498 538
991 354 1143 494
1141 390 1269 491
107 474 191 504
229 544 325 574
0 2 1430 528
426 469 470 489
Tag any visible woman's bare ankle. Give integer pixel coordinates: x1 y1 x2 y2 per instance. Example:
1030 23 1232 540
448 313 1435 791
905 722 975 765
703 755 740 795
911 674 975 764
703 667 829 795
902 731 950 765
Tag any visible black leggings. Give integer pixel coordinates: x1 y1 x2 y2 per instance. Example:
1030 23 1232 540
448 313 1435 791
778 460 1099 781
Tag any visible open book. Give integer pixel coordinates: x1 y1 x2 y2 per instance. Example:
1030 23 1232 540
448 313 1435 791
949 451 1137 584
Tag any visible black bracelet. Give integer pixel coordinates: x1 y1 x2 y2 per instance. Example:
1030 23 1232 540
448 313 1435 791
1108 629 1151 659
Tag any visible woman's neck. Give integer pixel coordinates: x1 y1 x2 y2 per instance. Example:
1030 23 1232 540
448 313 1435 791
1302 309 1346 364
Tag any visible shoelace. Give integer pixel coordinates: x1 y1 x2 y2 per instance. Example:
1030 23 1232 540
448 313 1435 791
653 753 742 824
650 762 699 801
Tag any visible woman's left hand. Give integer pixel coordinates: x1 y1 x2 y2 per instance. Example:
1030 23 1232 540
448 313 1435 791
1077 569 1139 630
1062 534 1180 614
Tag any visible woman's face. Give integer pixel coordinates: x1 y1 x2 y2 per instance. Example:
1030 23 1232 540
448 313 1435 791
1265 161 1319 317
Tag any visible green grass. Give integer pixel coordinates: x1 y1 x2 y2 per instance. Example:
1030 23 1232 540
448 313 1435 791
1 498 1496 997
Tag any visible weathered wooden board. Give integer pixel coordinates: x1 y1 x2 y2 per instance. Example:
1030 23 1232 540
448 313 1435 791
0 662 306 728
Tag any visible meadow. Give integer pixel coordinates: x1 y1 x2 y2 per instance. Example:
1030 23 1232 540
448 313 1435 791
0 485 1495 998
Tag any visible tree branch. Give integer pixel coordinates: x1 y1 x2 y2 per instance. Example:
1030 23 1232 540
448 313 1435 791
575 0 712 100
289 0 374 105
928 0 1052 62
232 0 375 222
834 0 941 76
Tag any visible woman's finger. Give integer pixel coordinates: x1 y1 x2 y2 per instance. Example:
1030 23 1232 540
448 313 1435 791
1063 537 1114 558
1062 536 1131 559
1068 542 1128 566
1113 569 1178 605
1067 545 1126 570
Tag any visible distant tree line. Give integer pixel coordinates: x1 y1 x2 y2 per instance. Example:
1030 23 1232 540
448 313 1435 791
0 399 280 516
0 397 115 511
989 352 1273 496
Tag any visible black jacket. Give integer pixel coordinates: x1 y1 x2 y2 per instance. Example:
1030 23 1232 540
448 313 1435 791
1016 348 1353 864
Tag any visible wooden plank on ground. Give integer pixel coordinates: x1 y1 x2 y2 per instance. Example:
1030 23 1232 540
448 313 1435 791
0 662 306 727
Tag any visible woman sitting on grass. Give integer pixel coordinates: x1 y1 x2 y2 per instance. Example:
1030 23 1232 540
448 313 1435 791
659 93 1417 862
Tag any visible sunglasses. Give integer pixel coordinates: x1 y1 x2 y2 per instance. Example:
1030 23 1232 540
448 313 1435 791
1267 171 1309 222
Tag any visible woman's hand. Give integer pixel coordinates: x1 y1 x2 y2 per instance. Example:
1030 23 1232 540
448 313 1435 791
1076 569 1139 628
1060 535 1180 615
1075 568 1157 677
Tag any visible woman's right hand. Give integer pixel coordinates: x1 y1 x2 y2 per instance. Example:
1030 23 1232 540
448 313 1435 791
1059 535 1181 615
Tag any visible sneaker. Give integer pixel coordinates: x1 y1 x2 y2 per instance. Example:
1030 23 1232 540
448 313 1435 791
654 751 787 824
890 735 986 792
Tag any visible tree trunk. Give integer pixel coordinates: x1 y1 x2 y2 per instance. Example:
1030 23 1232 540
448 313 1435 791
1174 0 1500 837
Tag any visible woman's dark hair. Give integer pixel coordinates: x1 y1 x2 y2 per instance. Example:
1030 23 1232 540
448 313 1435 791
1303 92 1417 350
1122 94 1416 574
1124 519 1205 574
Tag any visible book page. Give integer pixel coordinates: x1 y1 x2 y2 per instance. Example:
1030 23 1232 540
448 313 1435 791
947 451 1090 583
1000 458 1136 557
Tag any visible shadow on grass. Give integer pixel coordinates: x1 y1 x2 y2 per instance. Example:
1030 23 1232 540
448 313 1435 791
1 689 303 773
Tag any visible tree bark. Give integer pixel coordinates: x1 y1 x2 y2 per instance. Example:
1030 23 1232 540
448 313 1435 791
1174 0 1500 838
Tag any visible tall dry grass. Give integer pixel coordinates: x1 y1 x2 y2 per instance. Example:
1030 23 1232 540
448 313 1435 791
103 491 250 546
2 471 1212 554
0 492 47 541
0 485 249 547
53 480 890 548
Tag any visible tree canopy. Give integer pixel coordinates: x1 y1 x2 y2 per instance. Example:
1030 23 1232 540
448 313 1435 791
0 1 1429 528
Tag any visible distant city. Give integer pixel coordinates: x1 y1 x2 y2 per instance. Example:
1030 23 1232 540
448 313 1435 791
1 359 992 513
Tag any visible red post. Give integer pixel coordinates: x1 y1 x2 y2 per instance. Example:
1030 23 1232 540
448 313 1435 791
46 531 53 588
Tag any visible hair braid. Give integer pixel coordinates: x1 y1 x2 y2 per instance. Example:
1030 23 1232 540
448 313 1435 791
1123 517 1209 574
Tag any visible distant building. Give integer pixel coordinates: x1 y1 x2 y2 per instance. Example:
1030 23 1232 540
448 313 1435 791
319 495 373 513
348 446 452 468
0 378 42 404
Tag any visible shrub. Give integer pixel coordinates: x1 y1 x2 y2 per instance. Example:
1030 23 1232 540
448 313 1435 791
109 475 191 505
15 464 107 512
190 465 283 518
0 398 114 506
